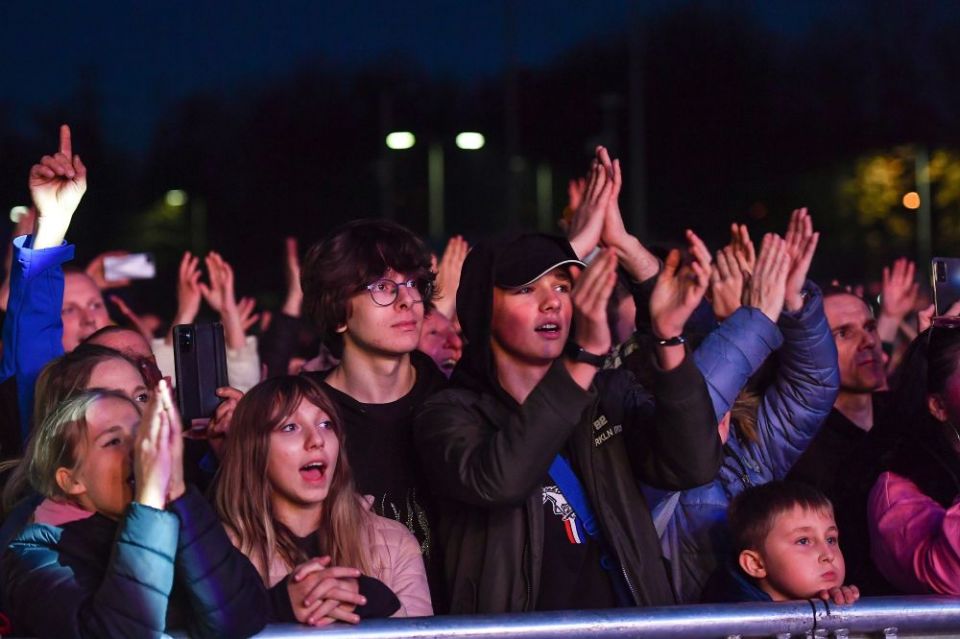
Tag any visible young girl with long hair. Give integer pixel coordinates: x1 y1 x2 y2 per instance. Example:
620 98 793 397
0 381 267 638
215 375 432 626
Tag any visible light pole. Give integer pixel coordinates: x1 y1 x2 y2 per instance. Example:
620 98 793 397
386 131 485 240
915 148 932 269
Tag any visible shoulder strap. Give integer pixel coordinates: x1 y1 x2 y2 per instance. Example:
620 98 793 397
548 454 600 538
548 454 634 606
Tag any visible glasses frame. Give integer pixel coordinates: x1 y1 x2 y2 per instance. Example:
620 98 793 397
364 277 433 307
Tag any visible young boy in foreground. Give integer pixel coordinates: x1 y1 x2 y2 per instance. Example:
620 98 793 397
704 480 860 604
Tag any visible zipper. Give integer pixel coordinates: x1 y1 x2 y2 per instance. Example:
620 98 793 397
524 538 533 610
584 405 641 605
722 443 753 489
620 559 640 604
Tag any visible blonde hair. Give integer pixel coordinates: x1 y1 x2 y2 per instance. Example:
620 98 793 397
214 376 372 580
731 389 762 444
2 390 139 513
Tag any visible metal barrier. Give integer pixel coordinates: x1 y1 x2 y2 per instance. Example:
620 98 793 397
247 596 960 638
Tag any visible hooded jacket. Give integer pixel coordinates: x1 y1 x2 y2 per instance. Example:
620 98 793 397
413 235 722 613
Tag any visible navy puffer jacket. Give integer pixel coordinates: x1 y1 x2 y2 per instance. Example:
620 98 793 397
1 486 267 639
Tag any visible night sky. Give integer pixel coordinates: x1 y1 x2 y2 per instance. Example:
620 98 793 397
3 0 840 152
4 0 960 299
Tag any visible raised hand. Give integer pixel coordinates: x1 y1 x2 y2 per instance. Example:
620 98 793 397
86 250 136 289
746 234 790 323
85 250 133 289
729 223 756 278
434 234 469 319
199 252 231 313
30 125 87 250
156 379 185 503
133 380 176 510
881 258 919 320
570 249 618 355
876 257 919 345
589 146 661 282
649 230 711 341
206 386 244 459
568 176 586 213
918 299 960 333
281 237 304 317
174 252 203 324
567 158 613 259
564 250 618 390
199 251 246 350
709 246 744 321
236 296 260 332
287 557 366 626
597 147 626 247
782 208 819 312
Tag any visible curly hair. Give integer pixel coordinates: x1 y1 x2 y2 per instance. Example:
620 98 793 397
300 219 435 356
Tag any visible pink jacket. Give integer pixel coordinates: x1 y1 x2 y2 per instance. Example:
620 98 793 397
365 514 433 617
868 471 960 595
259 511 433 618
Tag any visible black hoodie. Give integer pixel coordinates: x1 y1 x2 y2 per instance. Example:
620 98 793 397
414 233 722 613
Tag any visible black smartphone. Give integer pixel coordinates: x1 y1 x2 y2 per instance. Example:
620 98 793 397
932 257 960 316
173 322 228 430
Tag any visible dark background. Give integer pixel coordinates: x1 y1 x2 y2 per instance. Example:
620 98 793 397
2 0 959 317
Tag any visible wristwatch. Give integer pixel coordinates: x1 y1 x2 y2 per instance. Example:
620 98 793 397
564 342 607 367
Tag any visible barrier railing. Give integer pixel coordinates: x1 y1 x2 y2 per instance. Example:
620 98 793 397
247 596 960 638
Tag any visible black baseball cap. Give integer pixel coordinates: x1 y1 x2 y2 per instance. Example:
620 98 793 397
493 234 585 289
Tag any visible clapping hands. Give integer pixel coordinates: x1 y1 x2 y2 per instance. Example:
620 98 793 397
567 146 660 281
133 379 185 509
434 234 469 320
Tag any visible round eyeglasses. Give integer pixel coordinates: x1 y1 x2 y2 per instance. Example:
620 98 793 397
364 278 433 307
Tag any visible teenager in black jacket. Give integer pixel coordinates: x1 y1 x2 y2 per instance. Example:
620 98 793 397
415 148 721 612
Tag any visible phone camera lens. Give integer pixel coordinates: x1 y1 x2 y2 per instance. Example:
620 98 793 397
937 261 947 283
180 331 193 349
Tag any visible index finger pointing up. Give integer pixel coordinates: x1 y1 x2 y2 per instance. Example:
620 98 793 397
59 124 72 157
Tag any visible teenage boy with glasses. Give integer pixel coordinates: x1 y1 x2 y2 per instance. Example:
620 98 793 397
301 219 448 607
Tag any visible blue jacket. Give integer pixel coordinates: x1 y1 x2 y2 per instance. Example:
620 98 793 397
0 235 73 443
0 487 268 639
657 284 840 603
700 559 773 603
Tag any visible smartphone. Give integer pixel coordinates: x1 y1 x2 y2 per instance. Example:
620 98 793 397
104 253 156 281
932 257 960 316
173 323 228 431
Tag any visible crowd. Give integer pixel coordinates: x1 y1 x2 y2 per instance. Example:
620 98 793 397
0 125 955 637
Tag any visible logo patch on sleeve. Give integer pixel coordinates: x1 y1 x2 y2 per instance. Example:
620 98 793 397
543 485 587 544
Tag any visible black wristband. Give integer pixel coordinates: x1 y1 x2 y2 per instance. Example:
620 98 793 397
565 342 607 367
655 335 686 347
